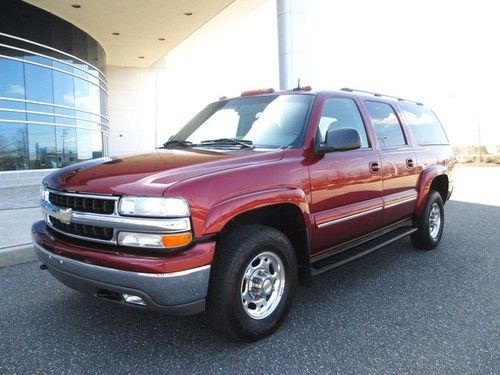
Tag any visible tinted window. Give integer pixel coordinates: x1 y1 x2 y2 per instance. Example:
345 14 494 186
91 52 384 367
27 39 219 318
365 101 406 148
28 125 56 169
0 122 29 170
318 97 369 148
399 102 449 145
53 71 75 107
0 99 26 121
0 58 25 99
25 64 54 103
56 127 77 167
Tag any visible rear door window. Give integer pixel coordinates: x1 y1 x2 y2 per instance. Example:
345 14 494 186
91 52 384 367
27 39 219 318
365 101 406 148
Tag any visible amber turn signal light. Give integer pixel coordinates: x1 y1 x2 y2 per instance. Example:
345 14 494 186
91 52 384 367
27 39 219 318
161 232 192 248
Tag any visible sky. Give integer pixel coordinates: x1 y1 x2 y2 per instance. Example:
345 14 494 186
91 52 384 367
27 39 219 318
308 0 499 147
159 0 498 147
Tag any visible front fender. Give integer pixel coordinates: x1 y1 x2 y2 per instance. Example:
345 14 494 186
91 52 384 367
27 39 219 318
201 188 310 236
415 165 448 215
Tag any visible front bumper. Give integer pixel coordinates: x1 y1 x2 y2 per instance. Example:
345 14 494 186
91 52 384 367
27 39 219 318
33 230 212 315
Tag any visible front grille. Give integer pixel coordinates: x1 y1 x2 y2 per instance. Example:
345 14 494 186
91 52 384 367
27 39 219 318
50 217 114 241
49 192 115 215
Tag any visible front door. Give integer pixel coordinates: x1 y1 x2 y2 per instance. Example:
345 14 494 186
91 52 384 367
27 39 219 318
308 96 384 256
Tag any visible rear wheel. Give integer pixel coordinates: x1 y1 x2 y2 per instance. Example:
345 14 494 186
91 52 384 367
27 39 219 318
207 225 297 341
411 190 444 250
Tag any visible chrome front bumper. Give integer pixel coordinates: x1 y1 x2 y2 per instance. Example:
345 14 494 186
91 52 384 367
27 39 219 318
33 242 210 315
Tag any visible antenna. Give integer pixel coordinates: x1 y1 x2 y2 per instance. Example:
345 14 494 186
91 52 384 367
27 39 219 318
292 78 312 92
293 78 304 91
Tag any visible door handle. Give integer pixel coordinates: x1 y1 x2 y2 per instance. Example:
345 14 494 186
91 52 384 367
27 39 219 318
369 161 381 174
406 157 415 168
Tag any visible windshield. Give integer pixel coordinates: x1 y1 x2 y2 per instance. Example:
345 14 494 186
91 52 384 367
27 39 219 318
170 94 313 148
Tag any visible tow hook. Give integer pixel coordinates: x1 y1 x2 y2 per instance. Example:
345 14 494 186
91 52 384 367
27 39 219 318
40 264 48 270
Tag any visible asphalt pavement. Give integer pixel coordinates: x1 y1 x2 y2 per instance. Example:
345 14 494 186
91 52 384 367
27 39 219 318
0 199 498 374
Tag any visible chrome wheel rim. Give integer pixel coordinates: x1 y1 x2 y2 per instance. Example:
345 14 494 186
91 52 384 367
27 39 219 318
429 203 441 239
240 251 285 320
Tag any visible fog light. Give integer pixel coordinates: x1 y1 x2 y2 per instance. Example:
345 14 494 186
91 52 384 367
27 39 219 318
123 294 146 306
117 231 192 249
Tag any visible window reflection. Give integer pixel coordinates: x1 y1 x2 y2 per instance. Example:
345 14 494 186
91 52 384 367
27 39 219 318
28 125 56 169
0 100 26 121
91 131 103 159
25 64 54 103
0 57 25 98
365 101 406 148
55 107 76 125
0 43 107 171
26 103 55 123
74 76 90 111
53 70 75 107
56 127 77 167
0 122 29 170
76 128 92 161
24 55 53 67
399 102 449 145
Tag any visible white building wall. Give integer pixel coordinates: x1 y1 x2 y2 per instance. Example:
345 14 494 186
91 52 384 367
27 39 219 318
106 0 277 156
106 66 160 155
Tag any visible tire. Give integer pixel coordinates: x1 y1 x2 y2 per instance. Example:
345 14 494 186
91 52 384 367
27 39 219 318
411 190 444 250
207 224 298 341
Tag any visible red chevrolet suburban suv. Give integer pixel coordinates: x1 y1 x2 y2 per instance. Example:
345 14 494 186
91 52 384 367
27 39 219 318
33 87 453 341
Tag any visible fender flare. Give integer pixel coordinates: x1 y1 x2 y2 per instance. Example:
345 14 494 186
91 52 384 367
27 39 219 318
201 188 310 236
415 165 448 215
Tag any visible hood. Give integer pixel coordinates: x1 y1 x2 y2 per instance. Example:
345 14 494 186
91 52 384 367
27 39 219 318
43 148 284 196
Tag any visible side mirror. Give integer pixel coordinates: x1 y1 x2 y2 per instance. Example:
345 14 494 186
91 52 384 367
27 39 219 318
315 127 362 154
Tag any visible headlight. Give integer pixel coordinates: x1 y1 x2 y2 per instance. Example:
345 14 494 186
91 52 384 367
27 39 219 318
39 186 49 201
118 196 190 217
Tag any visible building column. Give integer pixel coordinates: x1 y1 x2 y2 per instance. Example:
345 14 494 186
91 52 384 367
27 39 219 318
276 0 311 90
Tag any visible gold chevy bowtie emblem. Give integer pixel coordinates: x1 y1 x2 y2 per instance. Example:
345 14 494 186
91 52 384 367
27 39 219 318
57 208 73 225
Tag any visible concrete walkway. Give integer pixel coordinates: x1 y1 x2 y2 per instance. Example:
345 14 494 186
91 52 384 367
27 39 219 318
0 185 40 210
0 185 41 267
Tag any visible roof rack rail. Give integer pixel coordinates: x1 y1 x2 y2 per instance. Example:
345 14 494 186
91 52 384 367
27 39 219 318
341 88 423 105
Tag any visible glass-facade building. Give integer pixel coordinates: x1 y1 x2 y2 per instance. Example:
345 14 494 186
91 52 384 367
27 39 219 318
0 1 108 172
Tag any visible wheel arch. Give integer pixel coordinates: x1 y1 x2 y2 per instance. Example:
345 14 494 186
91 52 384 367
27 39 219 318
203 189 312 286
415 166 450 215
430 174 449 203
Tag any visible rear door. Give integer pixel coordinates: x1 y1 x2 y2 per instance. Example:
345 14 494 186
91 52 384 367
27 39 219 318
308 96 384 254
363 100 419 226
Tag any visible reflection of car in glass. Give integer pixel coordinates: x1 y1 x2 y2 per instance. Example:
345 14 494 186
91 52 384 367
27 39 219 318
33 87 454 341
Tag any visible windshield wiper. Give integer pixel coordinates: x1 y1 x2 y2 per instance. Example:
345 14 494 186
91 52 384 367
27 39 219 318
200 138 254 149
161 140 193 149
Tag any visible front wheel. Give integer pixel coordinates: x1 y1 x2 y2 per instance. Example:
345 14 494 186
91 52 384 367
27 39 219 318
207 225 297 341
411 190 444 250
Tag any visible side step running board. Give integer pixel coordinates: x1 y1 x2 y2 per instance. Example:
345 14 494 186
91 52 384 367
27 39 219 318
310 226 417 275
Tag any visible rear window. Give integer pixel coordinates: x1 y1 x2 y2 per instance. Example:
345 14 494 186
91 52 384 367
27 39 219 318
399 102 449 145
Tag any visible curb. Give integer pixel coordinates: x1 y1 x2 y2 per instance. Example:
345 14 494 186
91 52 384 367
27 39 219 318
0 243 37 268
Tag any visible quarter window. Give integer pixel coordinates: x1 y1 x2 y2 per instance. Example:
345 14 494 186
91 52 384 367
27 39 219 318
318 97 369 148
399 102 449 145
365 101 406 148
